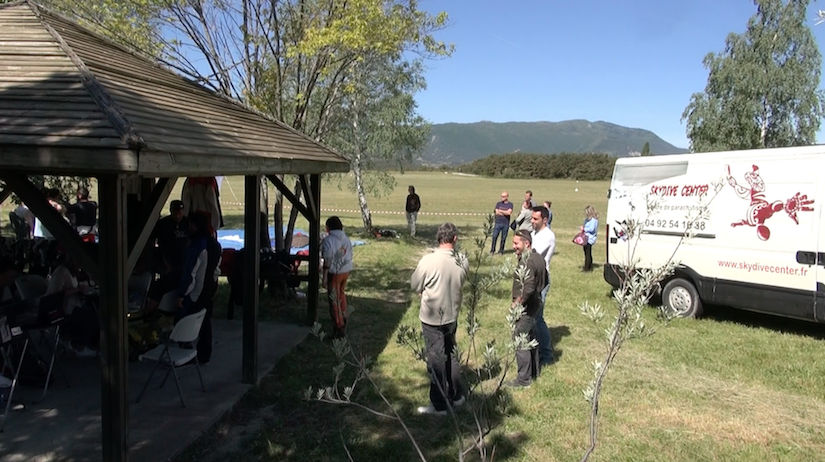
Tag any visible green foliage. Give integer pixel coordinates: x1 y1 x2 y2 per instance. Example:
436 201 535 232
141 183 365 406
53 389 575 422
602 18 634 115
326 57 430 199
35 0 164 57
683 0 825 152
460 152 617 181
641 141 651 156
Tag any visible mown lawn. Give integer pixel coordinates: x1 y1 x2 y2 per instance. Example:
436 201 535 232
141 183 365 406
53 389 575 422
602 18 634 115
177 172 825 462
5 173 825 461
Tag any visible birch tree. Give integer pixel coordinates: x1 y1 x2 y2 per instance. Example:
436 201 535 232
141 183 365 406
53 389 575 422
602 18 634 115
682 0 825 152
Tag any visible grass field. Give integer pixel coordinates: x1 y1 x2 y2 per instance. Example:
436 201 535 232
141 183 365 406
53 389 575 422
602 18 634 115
5 172 825 461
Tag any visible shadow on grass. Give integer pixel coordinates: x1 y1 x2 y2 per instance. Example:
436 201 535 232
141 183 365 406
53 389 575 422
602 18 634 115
550 325 571 364
700 304 825 341
175 290 530 462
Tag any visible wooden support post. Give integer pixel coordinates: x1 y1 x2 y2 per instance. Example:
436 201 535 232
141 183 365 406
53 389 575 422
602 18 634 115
242 175 261 384
307 174 321 326
0 187 10 204
97 174 129 462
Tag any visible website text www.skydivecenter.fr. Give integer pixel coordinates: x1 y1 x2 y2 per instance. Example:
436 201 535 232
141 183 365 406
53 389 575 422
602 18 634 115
717 260 809 276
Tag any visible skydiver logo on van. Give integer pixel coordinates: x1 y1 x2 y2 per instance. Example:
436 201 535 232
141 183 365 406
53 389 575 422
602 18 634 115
726 164 814 241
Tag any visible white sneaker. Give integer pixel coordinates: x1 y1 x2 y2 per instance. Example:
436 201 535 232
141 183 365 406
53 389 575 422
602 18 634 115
75 347 99 358
452 396 466 408
416 404 447 416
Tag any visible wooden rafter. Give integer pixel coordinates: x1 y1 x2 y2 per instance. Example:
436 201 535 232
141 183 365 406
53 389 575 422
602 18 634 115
126 177 176 275
266 174 312 220
0 186 11 204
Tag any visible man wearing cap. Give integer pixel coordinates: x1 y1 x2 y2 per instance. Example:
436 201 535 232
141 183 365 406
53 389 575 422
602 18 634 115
506 229 548 389
151 200 190 270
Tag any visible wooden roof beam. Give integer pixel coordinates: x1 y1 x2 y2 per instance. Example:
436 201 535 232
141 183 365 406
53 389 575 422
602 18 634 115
299 175 317 223
266 174 311 219
126 176 176 275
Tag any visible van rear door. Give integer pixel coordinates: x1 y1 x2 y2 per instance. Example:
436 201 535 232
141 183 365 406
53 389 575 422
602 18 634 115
816 167 825 323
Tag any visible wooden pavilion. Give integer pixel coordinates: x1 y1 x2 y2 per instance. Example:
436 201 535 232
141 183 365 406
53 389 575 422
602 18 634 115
0 1 349 460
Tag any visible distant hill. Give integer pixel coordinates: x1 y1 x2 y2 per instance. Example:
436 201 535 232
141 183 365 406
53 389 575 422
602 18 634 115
418 120 688 166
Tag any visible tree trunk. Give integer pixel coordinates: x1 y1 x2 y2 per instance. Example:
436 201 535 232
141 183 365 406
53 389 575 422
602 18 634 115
353 151 372 233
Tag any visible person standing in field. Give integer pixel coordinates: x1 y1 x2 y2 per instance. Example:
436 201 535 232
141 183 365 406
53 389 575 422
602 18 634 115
491 191 513 255
411 222 469 415
582 205 599 272
530 206 556 367
513 199 533 232
543 201 553 228
524 190 537 208
405 185 421 238
506 230 548 389
322 216 353 338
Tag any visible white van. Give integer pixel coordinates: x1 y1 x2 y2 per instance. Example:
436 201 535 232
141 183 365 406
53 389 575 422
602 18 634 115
604 145 823 322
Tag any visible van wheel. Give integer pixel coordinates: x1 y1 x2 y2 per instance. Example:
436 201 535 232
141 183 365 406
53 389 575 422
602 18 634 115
662 278 703 318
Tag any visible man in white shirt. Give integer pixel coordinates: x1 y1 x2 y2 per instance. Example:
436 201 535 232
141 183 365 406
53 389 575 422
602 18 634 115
530 206 556 367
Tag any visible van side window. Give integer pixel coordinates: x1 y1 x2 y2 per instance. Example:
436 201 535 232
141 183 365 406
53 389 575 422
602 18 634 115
612 162 689 187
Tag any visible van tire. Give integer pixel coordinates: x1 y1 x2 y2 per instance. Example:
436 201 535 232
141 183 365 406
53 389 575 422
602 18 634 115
662 278 703 318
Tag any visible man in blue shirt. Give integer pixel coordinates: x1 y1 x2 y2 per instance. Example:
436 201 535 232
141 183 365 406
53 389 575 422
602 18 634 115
490 192 513 255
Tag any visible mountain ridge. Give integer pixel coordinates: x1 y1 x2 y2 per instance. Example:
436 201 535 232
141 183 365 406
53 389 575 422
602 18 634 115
419 120 687 165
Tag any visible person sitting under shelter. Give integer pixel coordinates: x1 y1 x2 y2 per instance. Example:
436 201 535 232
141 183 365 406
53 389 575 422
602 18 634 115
46 255 98 357
144 250 183 313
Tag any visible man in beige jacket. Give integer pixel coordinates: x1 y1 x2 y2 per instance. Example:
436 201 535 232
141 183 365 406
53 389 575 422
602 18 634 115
410 223 469 415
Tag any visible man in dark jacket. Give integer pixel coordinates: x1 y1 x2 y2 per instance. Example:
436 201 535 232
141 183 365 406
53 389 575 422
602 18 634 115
507 230 548 388
405 185 421 238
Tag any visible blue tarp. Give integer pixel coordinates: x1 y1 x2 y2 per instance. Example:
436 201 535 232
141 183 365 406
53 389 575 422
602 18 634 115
217 226 365 253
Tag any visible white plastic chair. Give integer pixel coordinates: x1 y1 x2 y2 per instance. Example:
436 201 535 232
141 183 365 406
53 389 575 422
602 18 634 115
135 309 206 408
157 291 179 315
14 274 48 307
127 272 153 312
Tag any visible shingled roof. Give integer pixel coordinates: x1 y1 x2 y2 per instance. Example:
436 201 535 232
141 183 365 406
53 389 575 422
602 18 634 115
0 0 350 176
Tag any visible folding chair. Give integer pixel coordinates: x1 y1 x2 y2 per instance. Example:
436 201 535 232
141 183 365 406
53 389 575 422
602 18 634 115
14 274 48 308
127 272 153 313
0 314 29 433
135 308 206 408
19 291 69 403
157 291 179 316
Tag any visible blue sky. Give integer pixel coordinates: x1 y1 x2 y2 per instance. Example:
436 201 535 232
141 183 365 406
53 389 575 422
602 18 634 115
416 0 825 149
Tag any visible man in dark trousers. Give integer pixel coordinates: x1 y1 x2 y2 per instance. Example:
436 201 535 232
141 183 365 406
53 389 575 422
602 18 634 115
410 223 469 415
491 191 513 255
506 230 548 389
405 185 421 238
